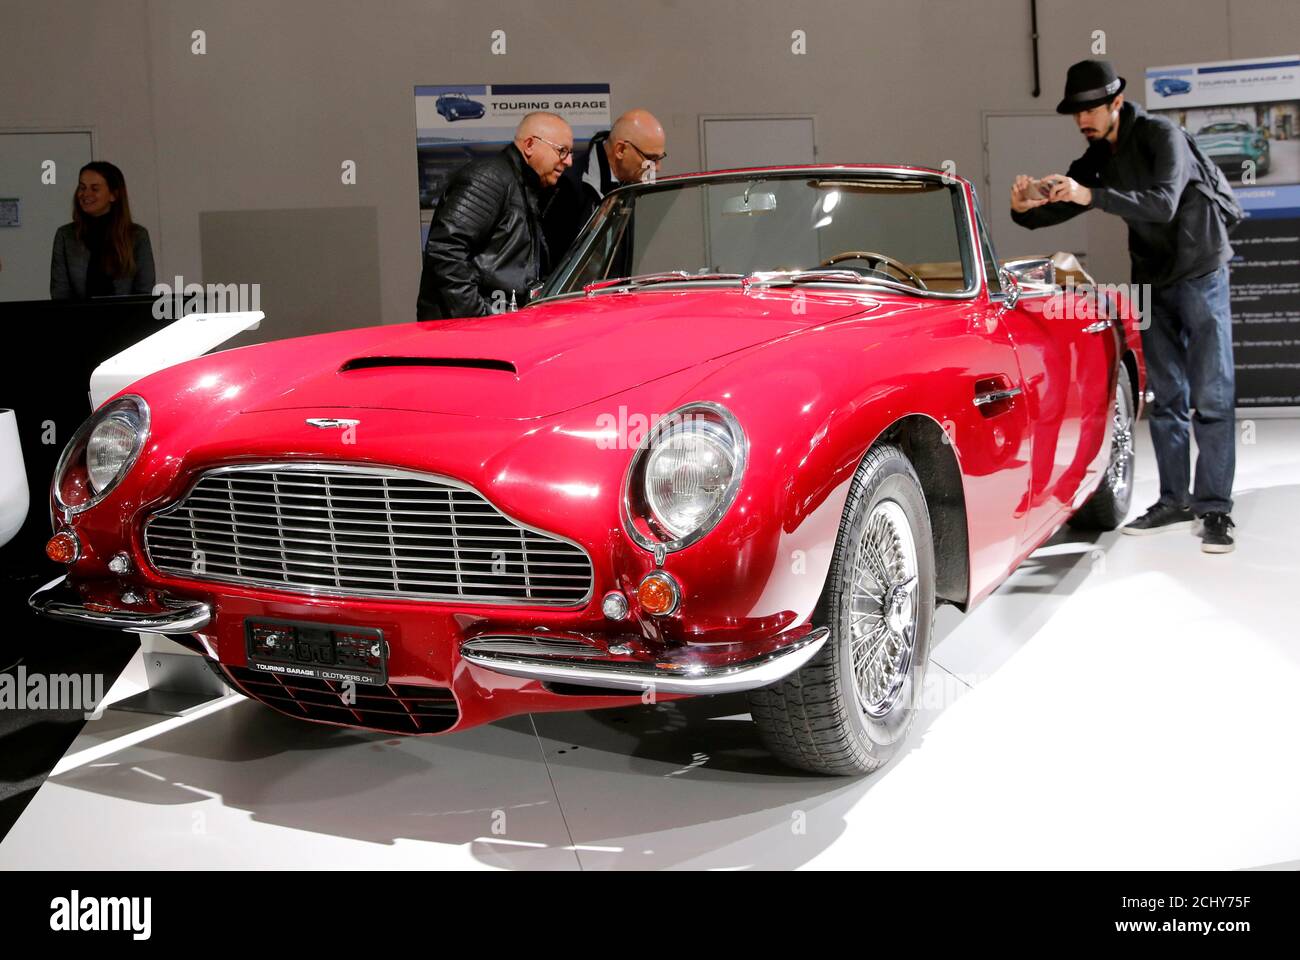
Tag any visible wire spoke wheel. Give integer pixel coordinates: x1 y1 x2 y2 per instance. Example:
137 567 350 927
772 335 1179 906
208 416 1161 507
747 443 934 776
1106 378 1134 501
1068 372 1137 532
848 500 919 718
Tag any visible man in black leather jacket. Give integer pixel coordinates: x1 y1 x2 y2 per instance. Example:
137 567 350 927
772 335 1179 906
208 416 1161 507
417 112 573 320
1011 60 1241 554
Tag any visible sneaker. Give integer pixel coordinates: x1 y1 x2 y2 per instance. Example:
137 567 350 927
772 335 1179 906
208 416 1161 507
1200 512 1235 554
1121 501 1195 536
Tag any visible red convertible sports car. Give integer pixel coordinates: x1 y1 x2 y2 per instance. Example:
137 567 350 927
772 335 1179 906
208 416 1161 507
31 165 1143 775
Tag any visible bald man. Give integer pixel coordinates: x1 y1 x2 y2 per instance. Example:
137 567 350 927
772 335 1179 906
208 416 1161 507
543 108 666 267
417 111 573 319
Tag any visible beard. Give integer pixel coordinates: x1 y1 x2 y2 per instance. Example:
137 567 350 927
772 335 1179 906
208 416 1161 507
1081 112 1115 140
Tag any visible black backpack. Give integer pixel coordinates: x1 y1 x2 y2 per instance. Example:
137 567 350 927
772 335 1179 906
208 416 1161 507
1179 128 1245 232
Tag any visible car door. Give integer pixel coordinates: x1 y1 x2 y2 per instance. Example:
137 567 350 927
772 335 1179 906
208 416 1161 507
984 242 1118 541
939 202 1035 601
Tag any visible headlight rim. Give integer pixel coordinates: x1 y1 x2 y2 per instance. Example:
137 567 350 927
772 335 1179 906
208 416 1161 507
53 394 151 517
620 401 747 555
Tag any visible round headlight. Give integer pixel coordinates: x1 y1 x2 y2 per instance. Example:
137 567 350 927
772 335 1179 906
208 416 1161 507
621 402 747 553
644 422 737 539
53 395 150 515
87 413 141 493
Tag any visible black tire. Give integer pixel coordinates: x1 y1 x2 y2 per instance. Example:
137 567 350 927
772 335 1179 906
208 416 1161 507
1068 371 1136 531
748 443 935 776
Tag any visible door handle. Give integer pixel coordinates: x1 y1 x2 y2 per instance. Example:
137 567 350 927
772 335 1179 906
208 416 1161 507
1082 320 1112 334
973 387 1023 408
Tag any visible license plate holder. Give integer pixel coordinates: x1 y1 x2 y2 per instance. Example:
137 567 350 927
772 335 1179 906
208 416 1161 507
245 617 387 685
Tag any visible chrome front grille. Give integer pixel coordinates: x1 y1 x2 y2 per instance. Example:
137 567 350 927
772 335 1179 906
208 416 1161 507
143 463 594 606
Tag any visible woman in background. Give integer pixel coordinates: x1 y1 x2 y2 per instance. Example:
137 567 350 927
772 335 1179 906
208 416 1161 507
50 161 155 299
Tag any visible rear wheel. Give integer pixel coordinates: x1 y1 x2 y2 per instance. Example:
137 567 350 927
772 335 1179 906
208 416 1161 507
1068 372 1135 531
748 443 935 776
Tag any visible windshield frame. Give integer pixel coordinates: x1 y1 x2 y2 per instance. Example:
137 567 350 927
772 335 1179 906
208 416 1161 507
534 166 982 305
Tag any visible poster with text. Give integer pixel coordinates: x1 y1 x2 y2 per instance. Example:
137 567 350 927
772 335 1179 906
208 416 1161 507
1148 56 1300 407
414 83 611 249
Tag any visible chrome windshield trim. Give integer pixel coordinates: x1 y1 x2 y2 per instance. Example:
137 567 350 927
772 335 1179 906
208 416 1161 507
534 166 981 305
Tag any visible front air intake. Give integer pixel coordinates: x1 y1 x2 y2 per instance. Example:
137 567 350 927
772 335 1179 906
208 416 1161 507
143 462 593 606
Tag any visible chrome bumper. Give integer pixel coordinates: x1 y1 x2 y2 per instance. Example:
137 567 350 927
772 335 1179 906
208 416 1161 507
461 627 828 695
28 575 212 634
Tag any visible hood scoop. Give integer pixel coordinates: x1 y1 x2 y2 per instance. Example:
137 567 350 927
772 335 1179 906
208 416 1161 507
340 356 517 374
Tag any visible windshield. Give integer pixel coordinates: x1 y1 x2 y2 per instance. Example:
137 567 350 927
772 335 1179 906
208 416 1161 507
539 172 976 299
1199 123 1250 133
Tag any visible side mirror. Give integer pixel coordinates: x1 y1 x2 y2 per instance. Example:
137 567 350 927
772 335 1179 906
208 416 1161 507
1002 256 1056 288
998 269 1021 309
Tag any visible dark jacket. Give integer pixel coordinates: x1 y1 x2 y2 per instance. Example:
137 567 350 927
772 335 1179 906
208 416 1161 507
1012 101 1235 287
543 130 617 266
50 222 155 299
417 145 549 320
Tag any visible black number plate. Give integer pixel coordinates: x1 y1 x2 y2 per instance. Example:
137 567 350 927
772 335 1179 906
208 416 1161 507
245 618 387 685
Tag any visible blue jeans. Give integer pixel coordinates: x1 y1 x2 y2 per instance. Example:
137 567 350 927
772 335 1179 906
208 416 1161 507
1141 264 1235 515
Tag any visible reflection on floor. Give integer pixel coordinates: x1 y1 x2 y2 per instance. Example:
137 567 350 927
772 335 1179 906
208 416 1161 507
2 419 1298 869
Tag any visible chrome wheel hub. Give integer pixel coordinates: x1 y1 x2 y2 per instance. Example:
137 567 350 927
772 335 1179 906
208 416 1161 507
847 499 919 718
883 578 916 636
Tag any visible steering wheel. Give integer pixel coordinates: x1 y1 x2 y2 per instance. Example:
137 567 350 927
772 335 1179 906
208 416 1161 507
820 250 928 290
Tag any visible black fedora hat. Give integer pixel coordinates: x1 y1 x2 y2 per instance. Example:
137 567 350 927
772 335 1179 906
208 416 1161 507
1056 59 1126 114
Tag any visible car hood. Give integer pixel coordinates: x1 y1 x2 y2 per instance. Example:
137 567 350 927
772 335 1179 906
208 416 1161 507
243 289 875 420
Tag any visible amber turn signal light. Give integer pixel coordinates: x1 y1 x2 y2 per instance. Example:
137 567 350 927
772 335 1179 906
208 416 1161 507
636 571 680 617
46 531 81 564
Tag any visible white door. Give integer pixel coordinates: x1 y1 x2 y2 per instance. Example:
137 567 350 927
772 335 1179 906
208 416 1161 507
0 131 94 302
984 114 1090 263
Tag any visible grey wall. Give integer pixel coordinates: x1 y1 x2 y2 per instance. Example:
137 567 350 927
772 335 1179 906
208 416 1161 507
2 0 1297 332
199 206 381 349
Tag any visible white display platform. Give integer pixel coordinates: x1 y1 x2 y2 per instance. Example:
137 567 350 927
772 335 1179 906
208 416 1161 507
3 420 1297 870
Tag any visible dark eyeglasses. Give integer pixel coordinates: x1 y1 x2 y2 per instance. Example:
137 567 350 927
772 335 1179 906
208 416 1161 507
533 136 573 161
621 140 667 164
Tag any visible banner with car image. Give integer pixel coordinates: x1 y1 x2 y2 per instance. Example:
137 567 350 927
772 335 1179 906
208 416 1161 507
414 83 611 248
1147 56 1300 407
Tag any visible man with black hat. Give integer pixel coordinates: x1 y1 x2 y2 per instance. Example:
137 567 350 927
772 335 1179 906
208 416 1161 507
1010 59 1240 554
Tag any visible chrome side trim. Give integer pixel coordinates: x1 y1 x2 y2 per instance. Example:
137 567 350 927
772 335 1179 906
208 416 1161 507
28 575 212 634
461 627 829 695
